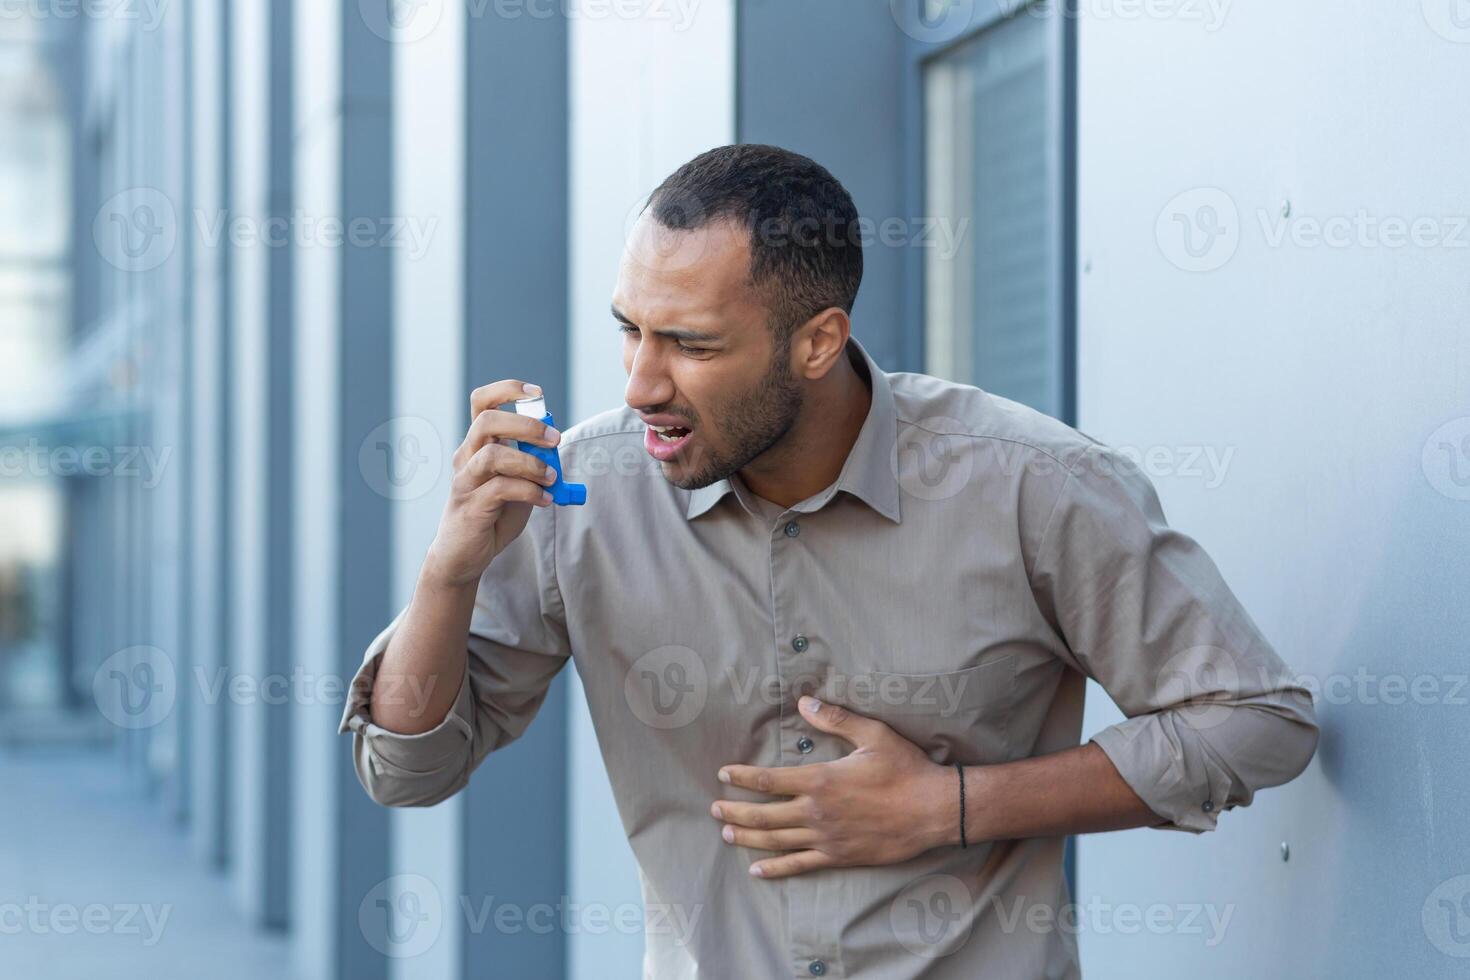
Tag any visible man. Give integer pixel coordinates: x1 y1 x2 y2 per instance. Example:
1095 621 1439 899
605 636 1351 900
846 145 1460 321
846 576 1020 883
339 144 1318 978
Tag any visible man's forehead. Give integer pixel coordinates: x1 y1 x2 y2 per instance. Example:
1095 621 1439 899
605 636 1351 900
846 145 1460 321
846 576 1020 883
615 215 758 323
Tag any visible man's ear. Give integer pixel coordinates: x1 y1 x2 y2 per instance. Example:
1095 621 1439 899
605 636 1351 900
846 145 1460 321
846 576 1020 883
790 307 851 381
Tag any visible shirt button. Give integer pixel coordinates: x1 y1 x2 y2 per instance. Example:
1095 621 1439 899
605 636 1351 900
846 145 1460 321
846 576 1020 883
808 961 827 976
797 736 814 754
783 520 801 538
791 634 809 653
1202 800 1215 813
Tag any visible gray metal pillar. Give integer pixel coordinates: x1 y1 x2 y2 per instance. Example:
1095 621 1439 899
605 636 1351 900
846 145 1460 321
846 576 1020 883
735 0 910 370
460 8 572 976
227 0 296 931
188 0 233 871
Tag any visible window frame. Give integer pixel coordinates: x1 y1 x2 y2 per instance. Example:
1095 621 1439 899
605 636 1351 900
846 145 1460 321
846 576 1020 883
900 0 1077 425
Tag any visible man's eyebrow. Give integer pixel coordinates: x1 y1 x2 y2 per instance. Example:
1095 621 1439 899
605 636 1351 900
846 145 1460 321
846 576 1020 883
610 305 722 343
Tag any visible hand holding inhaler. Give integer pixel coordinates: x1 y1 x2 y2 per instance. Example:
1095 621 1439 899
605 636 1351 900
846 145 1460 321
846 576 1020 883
425 381 585 589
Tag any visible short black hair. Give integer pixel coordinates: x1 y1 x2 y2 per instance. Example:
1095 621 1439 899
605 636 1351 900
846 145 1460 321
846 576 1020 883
645 143 864 342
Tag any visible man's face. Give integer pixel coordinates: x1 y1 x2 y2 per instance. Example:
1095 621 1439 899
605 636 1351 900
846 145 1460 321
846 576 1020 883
613 214 803 490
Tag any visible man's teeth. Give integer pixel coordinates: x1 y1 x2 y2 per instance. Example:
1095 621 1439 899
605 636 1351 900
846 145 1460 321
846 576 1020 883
650 424 689 443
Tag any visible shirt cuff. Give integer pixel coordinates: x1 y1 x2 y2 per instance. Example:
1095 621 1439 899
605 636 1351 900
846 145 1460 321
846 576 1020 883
338 622 476 776
1089 712 1236 834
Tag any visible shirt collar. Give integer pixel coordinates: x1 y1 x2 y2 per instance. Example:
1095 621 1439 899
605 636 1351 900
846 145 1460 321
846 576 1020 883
685 336 902 524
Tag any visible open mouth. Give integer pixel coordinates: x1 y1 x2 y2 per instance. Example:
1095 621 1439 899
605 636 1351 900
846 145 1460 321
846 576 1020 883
644 423 693 461
649 424 691 443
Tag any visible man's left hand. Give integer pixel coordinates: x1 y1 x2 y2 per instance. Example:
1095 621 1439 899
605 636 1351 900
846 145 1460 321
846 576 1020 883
711 695 957 880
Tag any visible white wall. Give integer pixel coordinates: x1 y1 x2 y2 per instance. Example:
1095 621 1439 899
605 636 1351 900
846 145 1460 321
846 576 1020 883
566 2 734 976
389 4 467 977
1076 5 1470 977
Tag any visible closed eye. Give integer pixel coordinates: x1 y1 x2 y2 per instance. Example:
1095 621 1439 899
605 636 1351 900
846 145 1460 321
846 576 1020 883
617 323 711 357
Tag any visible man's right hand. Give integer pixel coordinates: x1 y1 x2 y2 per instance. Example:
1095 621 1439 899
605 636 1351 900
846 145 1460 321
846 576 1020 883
423 379 563 589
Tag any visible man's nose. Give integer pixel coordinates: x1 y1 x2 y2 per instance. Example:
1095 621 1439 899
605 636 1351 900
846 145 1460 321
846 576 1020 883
624 342 675 411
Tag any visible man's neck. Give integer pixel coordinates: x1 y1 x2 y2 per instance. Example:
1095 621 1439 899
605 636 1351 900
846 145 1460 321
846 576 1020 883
738 343 872 509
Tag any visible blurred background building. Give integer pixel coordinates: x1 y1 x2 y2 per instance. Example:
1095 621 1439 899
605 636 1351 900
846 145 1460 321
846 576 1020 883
1 0 1468 977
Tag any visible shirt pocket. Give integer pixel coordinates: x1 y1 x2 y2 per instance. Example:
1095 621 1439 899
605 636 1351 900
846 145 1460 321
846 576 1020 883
843 654 1016 766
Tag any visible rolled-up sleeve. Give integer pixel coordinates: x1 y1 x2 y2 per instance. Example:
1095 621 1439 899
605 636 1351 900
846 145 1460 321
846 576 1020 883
337 503 572 807
1030 445 1318 833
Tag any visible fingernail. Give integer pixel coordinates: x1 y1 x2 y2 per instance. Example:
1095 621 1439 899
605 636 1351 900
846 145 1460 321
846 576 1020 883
541 491 552 505
802 697 821 713
545 466 557 482
545 426 561 443
522 382 542 394
749 865 764 877
718 769 731 784
722 826 735 843
710 803 722 819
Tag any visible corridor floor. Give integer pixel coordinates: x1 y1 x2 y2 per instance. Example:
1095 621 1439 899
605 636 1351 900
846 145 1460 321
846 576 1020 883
0 744 297 978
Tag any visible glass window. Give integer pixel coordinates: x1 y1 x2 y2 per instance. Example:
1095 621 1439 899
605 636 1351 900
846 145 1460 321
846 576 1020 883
0 21 71 712
924 10 1065 418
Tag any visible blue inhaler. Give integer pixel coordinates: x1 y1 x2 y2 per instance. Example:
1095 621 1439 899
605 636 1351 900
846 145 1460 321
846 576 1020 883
515 394 586 506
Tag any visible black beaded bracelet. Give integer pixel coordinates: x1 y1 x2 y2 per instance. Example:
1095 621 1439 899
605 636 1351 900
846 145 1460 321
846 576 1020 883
955 762 968 849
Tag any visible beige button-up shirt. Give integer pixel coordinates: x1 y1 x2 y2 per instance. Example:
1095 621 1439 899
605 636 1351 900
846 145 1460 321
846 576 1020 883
340 338 1318 978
